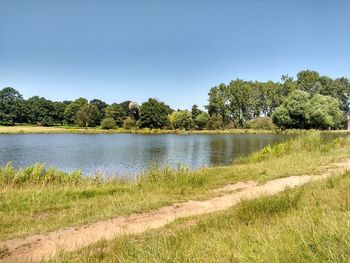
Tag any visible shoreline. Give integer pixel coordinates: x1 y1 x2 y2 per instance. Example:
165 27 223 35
1 125 346 135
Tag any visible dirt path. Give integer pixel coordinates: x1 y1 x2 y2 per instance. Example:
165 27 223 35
1 158 350 263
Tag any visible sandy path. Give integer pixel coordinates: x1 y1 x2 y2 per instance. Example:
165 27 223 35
1 158 350 263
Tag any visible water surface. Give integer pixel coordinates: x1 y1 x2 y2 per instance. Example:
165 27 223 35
0 134 287 177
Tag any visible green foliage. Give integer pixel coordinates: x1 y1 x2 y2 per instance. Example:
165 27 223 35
195 112 210 130
1 69 350 130
245 117 276 130
191 104 202 120
100 117 117 129
207 113 223 130
0 87 24 124
297 70 320 94
26 96 66 126
90 99 108 125
273 90 344 129
306 94 343 129
76 104 99 128
64 98 88 125
169 110 194 130
139 98 172 129
123 116 136 130
104 104 125 127
0 163 82 186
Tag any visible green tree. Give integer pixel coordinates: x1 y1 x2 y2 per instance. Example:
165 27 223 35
26 96 65 125
0 87 24 124
274 90 310 129
64 98 88 125
306 94 343 129
195 112 210 130
139 98 172 129
90 99 108 124
208 113 223 130
191 105 202 120
100 117 117 129
206 83 229 128
272 107 292 129
104 103 124 127
169 110 194 130
123 116 136 130
76 104 99 128
297 70 320 94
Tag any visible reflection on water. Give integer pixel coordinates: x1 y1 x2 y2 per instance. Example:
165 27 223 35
0 134 287 177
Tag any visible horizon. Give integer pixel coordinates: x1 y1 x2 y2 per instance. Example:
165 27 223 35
1 0 349 109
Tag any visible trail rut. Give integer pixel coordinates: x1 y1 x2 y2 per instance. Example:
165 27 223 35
1 158 350 263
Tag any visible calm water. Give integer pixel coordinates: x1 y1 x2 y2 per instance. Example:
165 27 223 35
0 134 287 177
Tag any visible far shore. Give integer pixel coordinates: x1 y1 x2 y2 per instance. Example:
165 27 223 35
0 125 297 135
0 125 349 135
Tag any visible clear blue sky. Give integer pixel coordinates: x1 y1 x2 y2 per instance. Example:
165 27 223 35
0 0 349 109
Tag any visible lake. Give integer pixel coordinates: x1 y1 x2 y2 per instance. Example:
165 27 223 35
0 134 287 177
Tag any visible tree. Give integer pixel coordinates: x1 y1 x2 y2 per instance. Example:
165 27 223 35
76 104 99 128
119 100 132 117
206 83 229 128
297 70 320 94
207 114 223 130
104 103 124 126
129 101 140 120
306 94 343 129
100 117 117 129
191 105 202 120
245 117 276 130
272 90 310 129
90 99 108 124
123 116 136 130
64 98 88 125
195 112 210 130
138 98 172 129
169 110 194 130
0 87 24 124
272 107 292 129
26 96 66 125
227 80 256 127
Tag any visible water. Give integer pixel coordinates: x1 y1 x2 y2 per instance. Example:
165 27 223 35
0 134 287 177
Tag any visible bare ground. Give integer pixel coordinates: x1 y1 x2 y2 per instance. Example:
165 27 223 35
1 158 350 263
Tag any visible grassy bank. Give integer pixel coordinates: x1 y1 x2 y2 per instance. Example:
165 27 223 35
54 171 350 262
0 124 308 135
1 132 350 242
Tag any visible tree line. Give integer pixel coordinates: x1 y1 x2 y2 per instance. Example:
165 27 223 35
1 70 349 130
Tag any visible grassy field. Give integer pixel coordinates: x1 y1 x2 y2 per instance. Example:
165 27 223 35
53 171 350 262
0 124 303 135
1 132 350 242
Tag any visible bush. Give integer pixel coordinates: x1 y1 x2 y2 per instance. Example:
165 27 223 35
100 117 117 129
245 117 276 130
123 117 136 130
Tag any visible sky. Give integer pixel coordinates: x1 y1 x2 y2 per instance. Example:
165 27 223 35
0 0 349 109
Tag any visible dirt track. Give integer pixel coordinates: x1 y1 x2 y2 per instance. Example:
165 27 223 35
1 158 350 263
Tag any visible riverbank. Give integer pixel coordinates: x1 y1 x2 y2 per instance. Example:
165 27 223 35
53 170 350 263
1 132 350 244
0 125 304 135
3 159 350 262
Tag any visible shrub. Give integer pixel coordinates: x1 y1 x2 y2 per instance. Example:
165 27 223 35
245 117 276 130
123 117 136 130
100 117 117 129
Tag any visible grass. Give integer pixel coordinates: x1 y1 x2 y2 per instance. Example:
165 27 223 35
0 132 350 242
53 171 350 263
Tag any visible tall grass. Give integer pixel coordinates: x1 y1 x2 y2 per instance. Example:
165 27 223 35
54 172 350 263
1 131 350 241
